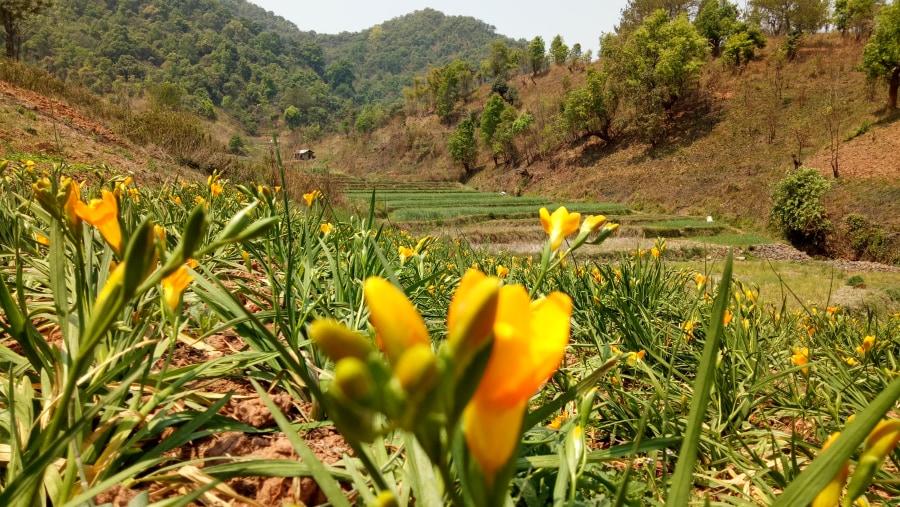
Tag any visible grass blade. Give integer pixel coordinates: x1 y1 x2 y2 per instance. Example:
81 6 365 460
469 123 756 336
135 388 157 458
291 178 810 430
668 252 733 506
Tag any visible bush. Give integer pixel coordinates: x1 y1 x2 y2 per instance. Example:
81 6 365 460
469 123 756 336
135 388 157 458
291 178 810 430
844 213 891 261
229 135 245 155
770 166 832 254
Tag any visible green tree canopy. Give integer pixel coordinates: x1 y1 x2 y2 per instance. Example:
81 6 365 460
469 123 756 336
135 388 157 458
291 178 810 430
447 118 478 172
861 1 900 111
617 0 699 34
527 36 546 75
695 0 740 56
560 68 617 143
549 35 569 66
749 0 829 34
834 0 882 40
480 93 506 145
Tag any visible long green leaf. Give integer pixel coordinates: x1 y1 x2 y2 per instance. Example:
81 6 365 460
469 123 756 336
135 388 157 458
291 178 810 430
517 436 682 469
772 374 900 506
667 253 733 506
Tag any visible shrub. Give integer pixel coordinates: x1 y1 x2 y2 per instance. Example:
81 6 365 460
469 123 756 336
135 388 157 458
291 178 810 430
770 166 832 254
844 213 891 261
229 135 245 155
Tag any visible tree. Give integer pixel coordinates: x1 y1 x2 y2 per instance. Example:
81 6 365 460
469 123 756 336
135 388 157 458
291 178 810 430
447 118 478 172
617 0 699 34
0 0 53 60
721 23 767 67
695 0 739 56
602 10 707 139
325 58 356 95
861 1 900 111
484 40 513 80
770 166 832 254
480 93 506 145
284 105 302 130
228 135 245 154
559 68 618 143
834 0 881 40
749 0 829 34
549 35 569 66
527 36 546 76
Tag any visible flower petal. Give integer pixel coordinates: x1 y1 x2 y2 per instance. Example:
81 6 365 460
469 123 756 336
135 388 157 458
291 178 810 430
364 277 429 364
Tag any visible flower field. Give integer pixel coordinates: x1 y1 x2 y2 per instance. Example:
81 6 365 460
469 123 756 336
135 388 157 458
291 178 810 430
3 158 900 506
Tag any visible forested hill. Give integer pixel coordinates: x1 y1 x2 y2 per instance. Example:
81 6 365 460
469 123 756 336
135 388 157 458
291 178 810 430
19 0 519 134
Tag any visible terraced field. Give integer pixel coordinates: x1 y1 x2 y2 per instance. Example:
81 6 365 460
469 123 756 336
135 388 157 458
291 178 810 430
338 176 759 257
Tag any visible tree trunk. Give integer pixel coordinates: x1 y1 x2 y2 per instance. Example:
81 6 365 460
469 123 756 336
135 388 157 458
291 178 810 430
889 67 900 112
2 16 16 60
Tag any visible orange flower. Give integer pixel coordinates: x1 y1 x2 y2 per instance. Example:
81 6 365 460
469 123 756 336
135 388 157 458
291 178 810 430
303 190 321 207
35 233 50 246
791 347 809 375
398 245 415 264
74 190 122 254
161 265 193 312
463 285 572 479
539 206 581 251
857 335 876 355
320 222 334 234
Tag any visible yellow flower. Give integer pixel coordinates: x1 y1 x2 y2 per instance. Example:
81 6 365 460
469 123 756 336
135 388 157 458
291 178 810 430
539 206 581 251
398 245 415 264
364 277 430 365
303 190 321 207
186 258 199 269
74 190 122 255
320 222 334 234
580 215 606 235
682 320 696 340
791 347 809 375
496 265 509 278
857 335 875 355
161 265 193 312
547 412 569 430
210 182 224 197
812 432 849 507
591 267 603 283
463 285 572 479
35 233 50 246
651 247 660 259
171 195 182 205
723 309 733 326
194 196 205 205
695 273 708 291
626 350 646 366
845 356 858 366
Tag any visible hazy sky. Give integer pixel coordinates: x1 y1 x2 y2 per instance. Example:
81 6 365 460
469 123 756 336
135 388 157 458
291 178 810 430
247 1 630 54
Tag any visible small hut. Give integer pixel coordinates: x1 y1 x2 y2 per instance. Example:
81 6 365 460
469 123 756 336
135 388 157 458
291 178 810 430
294 149 315 161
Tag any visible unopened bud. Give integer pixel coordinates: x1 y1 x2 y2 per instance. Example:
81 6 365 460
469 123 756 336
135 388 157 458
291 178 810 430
310 319 375 362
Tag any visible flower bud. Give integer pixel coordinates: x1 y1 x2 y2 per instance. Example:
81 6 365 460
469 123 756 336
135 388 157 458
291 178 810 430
393 344 439 394
333 357 375 404
309 319 375 362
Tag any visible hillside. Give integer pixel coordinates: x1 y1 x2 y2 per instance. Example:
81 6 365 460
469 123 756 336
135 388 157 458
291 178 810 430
19 1 519 134
313 33 900 263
